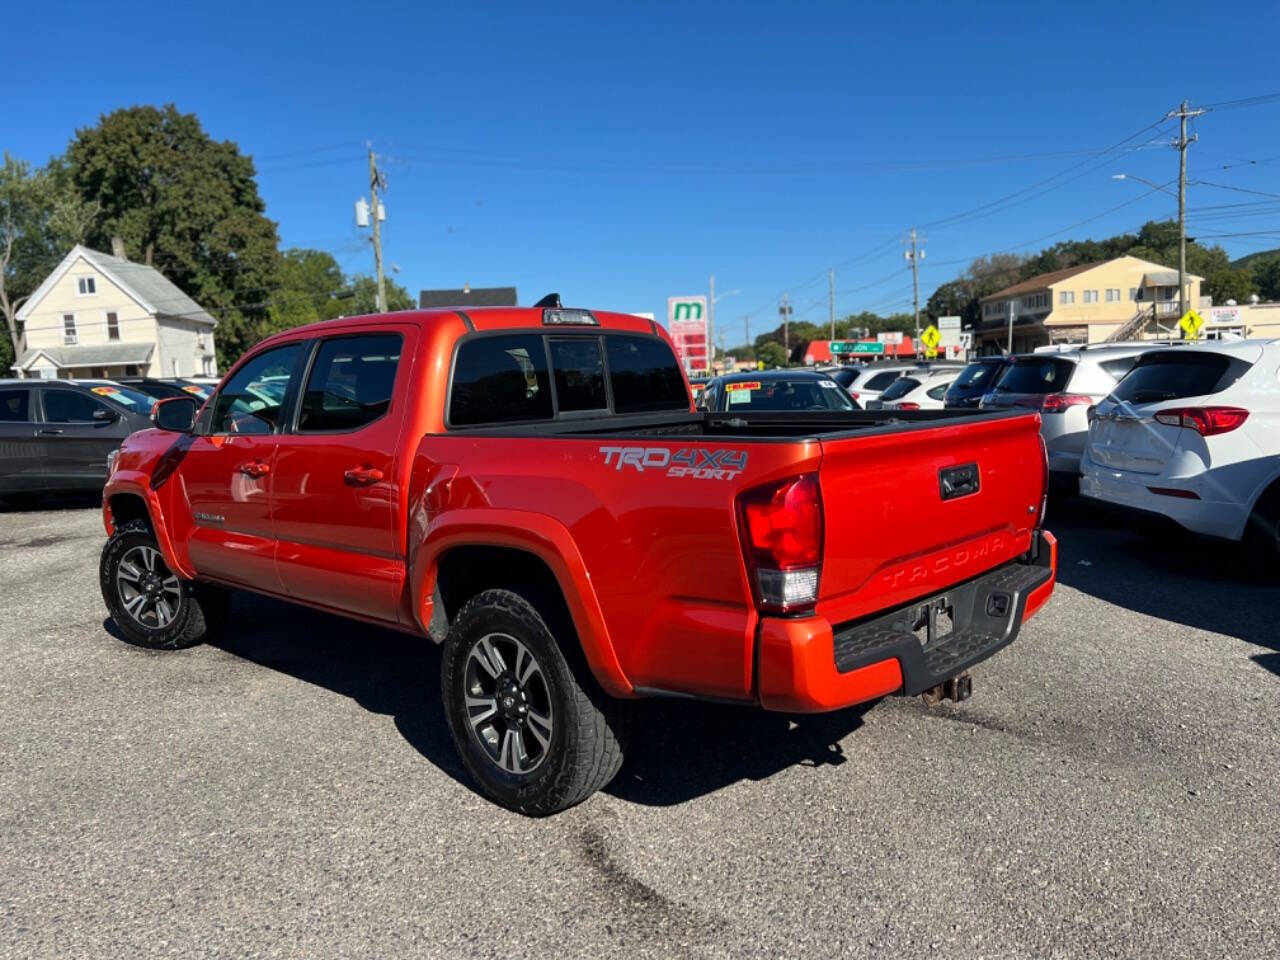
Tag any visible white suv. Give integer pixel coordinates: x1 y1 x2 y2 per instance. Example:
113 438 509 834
1080 340 1280 550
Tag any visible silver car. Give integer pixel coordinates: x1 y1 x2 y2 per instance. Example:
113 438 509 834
980 343 1177 486
825 361 961 407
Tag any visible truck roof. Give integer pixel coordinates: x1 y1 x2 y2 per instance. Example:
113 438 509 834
257 306 663 345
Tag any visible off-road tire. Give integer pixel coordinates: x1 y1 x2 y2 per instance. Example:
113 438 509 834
100 520 229 650
441 588 628 815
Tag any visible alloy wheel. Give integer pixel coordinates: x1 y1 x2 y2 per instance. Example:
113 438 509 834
462 632 554 775
116 545 183 630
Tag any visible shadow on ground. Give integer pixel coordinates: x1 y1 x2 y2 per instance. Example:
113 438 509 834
189 591 868 807
1049 494 1280 679
0 492 102 512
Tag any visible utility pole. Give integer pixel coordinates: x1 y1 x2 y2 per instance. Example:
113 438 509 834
368 147 387 313
779 294 793 364
828 267 836 341
905 228 925 358
1007 299 1015 354
708 274 716 372
1168 100 1205 322
743 316 750 355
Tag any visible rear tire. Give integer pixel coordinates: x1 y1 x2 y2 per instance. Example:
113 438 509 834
100 520 229 650
441 588 627 815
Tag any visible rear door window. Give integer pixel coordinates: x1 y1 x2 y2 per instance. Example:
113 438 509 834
0 389 30 422
42 390 109 423
450 335 552 426
298 334 402 432
995 357 1076 394
879 377 920 402
549 339 607 413
1109 352 1250 404
863 370 902 391
605 336 688 413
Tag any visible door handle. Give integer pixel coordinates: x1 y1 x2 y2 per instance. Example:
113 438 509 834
344 466 384 486
238 461 271 478
39 428 64 435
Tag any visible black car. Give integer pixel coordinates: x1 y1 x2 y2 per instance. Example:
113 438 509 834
117 377 213 402
0 379 157 498
942 356 1011 409
696 369 860 412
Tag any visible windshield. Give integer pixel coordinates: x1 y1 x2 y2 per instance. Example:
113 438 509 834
827 368 858 388
878 377 921 401
86 383 158 410
721 378 855 411
1109 352 1250 405
951 361 1003 390
995 357 1075 394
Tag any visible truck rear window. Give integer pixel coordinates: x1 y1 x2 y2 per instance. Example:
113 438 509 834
1109 351 1250 404
605 336 688 413
995 357 1075 394
450 335 553 426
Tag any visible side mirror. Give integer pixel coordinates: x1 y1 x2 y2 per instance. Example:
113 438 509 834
152 396 198 433
93 407 120 422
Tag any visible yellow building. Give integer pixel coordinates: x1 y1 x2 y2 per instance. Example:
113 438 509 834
976 255 1204 353
12 244 218 380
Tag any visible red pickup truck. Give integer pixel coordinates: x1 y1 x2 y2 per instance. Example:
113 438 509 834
100 304 1056 814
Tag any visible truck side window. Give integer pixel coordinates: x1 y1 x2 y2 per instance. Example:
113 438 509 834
605 335 688 413
549 339 607 412
0 389 31 422
450 334 553 426
208 343 302 436
42 391 108 423
298 334 402 432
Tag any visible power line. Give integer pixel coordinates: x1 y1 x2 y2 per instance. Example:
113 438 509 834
1202 92 1280 112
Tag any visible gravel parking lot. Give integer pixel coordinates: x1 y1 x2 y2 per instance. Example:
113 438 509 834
2 498 1278 959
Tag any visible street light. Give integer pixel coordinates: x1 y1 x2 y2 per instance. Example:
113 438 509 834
708 276 740 371
1112 172 1188 320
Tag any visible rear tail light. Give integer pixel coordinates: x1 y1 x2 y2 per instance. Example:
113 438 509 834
1152 406 1249 436
896 402 920 411
736 474 823 614
1040 393 1093 414
848 391 860 401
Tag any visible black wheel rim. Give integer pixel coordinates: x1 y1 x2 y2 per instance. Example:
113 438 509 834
116 545 183 629
462 632 554 775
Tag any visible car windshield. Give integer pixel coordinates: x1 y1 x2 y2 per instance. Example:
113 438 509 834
995 357 1075 394
180 384 212 400
952 361 1002 390
85 383 158 410
827 368 858 388
721 378 855 411
878 377 921 401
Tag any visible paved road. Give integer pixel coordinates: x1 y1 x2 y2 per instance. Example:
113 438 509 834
1 498 1278 959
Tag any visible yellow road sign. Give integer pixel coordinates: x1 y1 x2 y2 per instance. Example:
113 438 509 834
921 324 941 349
1179 309 1204 340
925 347 939 359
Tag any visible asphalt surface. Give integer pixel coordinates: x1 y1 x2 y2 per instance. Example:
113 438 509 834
1 496 1278 959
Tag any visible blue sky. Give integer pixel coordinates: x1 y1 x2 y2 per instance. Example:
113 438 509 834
5 0 1279 345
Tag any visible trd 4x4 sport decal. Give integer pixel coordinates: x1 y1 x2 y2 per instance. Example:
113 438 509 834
599 446 749 480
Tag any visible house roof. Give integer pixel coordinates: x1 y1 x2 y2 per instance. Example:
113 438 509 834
980 255 1205 303
16 245 218 326
418 286 518 308
13 343 156 371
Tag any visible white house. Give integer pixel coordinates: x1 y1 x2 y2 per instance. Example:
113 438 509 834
11 244 218 380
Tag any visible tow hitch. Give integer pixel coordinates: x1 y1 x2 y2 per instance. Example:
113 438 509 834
920 672 972 706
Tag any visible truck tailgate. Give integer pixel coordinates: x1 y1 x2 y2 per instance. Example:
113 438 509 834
815 411 1045 626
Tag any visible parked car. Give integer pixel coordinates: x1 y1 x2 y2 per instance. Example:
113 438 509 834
1081 340 1280 556
868 368 957 410
826 361 959 406
981 344 1171 489
697 370 859 411
0 379 157 498
99 304 1056 815
944 356 1011 409
117 377 213 402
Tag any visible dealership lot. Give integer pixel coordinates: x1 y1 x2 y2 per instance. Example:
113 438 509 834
2 501 1278 959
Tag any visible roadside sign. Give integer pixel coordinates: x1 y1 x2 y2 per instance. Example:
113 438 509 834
832 341 884 355
1179 309 1205 340
668 295 710 373
925 348 938 359
937 316 961 331
877 331 904 345
921 325 941 349
756 360 765 370
937 316 962 350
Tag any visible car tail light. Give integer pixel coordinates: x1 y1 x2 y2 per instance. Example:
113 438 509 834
896 402 920 411
736 474 823 614
1152 406 1249 436
1040 393 1093 414
848 391 860 401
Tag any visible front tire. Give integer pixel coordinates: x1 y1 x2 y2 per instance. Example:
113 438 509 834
100 520 228 650
441 589 627 815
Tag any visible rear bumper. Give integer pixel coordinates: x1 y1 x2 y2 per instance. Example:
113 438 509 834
1080 465 1248 540
756 531 1057 713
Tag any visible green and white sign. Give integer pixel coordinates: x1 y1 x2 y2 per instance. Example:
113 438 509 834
831 340 884 355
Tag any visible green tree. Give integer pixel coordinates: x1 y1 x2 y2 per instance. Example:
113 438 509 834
67 105 281 367
268 248 348 332
1253 255 1280 302
1203 268 1256 305
722 342 756 361
346 275 414 315
757 341 787 368
0 153 97 371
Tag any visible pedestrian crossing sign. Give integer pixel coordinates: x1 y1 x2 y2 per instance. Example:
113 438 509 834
1179 309 1204 340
